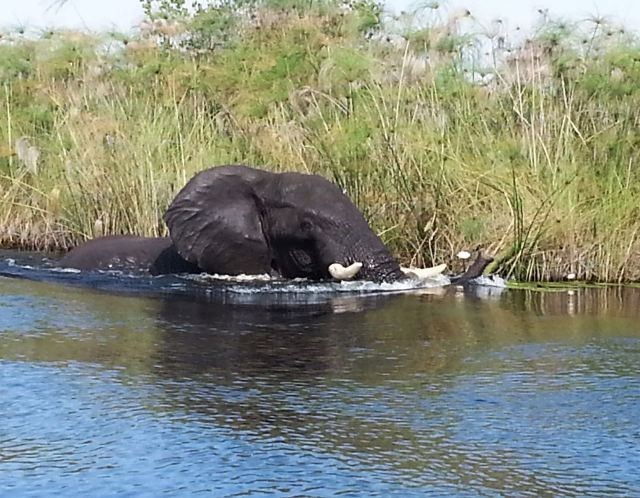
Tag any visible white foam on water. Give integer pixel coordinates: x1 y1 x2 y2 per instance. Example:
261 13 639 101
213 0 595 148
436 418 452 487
472 275 508 288
3 258 81 274
188 272 274 283
49 267 82 274
177 272 504 295
333 274 451 293
5 260 36 270
179 272 453 295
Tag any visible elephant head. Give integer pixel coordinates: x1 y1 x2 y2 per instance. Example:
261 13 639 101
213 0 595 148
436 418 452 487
164 165 405 282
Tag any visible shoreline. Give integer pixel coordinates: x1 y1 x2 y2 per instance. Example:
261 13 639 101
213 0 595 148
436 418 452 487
0 242 637 286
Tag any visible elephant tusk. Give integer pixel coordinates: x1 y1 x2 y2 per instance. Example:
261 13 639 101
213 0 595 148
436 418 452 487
401 263 447 279
328 262 363 280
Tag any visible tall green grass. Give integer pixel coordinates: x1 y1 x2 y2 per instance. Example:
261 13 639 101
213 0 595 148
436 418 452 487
1 1 640 281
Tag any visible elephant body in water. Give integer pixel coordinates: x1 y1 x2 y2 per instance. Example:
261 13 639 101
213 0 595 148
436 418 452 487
60 165 492 283
162 164 404 281
59 236 199 275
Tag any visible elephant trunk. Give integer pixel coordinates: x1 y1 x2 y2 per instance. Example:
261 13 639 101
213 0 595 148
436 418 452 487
450 252 494 285
319 230 404 283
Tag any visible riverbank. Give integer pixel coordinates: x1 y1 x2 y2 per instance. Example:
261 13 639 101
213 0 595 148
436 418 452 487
2 1 639 281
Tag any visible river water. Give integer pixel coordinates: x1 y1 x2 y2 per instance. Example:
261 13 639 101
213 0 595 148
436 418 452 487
1 251 639 497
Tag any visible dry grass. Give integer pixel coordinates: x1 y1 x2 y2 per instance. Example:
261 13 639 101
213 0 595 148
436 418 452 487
1 2 640 281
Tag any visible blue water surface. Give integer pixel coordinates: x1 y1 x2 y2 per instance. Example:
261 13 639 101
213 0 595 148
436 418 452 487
1 252 639 497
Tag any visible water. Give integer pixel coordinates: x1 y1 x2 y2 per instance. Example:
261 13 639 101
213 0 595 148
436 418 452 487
1 252 639 497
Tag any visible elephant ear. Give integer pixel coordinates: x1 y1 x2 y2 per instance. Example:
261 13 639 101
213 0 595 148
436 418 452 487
164 168 271 275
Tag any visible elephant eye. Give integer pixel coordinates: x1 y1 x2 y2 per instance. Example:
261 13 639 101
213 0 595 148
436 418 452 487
300 220 313 232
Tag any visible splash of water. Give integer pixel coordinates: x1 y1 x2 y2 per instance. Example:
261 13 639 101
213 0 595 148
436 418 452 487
177 271 453 294
0 252 506 304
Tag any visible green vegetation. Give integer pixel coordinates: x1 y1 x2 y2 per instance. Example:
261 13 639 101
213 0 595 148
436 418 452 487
1 1 640 281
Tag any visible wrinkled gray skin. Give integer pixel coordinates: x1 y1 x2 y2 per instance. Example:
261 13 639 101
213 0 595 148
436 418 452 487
60 165 493 283
59 236 200 275
164 165 404 281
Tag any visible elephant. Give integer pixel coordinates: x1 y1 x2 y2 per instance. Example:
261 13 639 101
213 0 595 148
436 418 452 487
58 235 200 275
59 164 493 284
162 164 410 281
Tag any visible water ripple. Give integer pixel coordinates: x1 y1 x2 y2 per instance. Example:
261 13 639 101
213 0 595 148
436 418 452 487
1 257 640 496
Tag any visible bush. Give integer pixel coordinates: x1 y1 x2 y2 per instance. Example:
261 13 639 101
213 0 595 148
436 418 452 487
1 1 640 281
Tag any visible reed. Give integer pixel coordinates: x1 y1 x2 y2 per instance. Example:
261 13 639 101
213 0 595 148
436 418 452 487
1 1 639 281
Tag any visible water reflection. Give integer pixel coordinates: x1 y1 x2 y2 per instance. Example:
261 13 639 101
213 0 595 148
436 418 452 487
504 285 640 317
1 274 640 496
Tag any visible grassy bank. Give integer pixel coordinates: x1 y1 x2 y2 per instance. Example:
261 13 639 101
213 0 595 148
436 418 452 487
1 1 640 281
